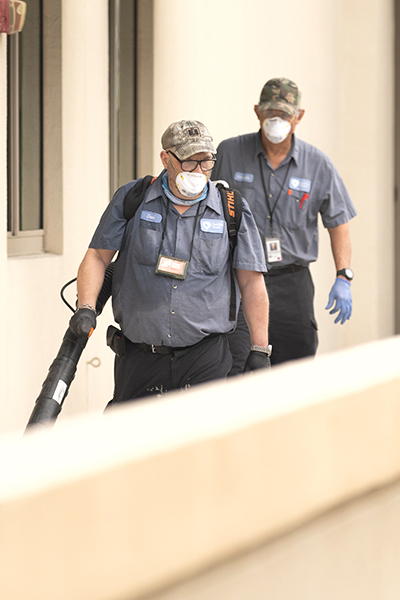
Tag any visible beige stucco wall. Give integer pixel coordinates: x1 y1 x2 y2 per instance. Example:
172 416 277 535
147 480 400 600
0 0 396 435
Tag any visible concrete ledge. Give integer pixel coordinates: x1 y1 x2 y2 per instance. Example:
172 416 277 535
1 336 400 600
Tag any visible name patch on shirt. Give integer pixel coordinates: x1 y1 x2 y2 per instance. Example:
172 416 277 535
140 210 162 223
289 177 311 193
200 219 225 233
234 171 254 183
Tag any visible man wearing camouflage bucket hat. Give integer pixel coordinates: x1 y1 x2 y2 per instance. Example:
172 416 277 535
71 119 270 405
212 78 357 370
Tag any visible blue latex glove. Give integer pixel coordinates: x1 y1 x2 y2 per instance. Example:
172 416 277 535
325 277 352 324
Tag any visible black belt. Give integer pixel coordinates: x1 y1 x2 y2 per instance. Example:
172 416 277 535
135 333 220 355
266 264 307 277
135 342 185 354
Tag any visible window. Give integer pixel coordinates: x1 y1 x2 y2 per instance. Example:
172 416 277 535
109 0 137 195
109 0 154 195
7 0 44 255
7 0 62 257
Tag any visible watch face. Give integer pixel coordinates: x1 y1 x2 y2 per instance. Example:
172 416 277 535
337 268 353 280
344 268 354 280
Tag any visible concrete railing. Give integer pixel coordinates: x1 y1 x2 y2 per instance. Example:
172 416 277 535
1 336 400 600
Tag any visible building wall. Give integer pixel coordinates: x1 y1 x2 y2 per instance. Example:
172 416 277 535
0 34 7 428
0 0 396 435
395 0 400 332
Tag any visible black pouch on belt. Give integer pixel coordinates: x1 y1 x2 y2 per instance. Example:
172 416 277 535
106 325 126 358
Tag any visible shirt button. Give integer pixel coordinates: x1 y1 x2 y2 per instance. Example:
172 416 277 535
269 194 273 198
271 173 274 177
168 334 171 338
171 310 175 314
173 285 177 289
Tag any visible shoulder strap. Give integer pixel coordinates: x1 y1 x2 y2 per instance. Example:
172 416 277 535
216 182 243 321
216 183 243 252
123 175 156 221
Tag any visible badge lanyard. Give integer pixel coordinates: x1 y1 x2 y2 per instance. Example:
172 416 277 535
258 154 292 238
155 201 201 280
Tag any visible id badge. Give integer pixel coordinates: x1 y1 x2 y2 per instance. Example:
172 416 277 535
265 238 282 263
155 254 189 280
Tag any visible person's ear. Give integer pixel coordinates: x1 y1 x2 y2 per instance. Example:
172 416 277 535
254 105 262 122
160 150 169 169
296 109 305 124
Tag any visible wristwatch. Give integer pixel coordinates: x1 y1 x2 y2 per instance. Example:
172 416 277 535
336 268 354 281
250 344 272 356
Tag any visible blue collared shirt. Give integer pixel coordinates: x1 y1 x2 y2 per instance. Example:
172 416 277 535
89 172 266 346
212 132 357 267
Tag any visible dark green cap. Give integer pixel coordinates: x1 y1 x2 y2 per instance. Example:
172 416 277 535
258 78 301 116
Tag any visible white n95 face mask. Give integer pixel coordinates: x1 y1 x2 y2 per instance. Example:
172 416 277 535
262 117 292 144
175 171 207 198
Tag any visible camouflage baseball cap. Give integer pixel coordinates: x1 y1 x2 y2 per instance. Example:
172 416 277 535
161 120 216 160
258 78 301 116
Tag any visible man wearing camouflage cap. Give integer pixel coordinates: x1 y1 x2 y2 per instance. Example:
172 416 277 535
71 120 270 404
212 78 357 370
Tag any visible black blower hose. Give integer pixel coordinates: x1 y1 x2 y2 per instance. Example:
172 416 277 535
25 263 116 431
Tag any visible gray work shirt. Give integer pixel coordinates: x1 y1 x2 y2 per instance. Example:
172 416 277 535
212 132 357 268
89 173 266 346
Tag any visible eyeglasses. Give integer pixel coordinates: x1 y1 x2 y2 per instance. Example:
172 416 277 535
167 150 216 172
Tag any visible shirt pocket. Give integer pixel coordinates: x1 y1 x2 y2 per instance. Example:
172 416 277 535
129 221 163 266
280 192 309 231
192 229 228 276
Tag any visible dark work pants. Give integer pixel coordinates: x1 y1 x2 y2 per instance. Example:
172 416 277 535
228 267 318 374
107 333 232 406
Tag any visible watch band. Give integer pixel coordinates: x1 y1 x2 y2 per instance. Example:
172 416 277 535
250 344 272 356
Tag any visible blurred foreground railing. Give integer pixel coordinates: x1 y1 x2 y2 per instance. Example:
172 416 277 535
1 337 400 600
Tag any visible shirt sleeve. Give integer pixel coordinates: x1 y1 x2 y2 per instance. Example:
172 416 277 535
319 159 357 229
89 181 139 250
232 197 267 273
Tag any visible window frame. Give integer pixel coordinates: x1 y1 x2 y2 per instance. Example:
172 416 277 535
7 26 44 257
7 0 63 258
109 0 155 194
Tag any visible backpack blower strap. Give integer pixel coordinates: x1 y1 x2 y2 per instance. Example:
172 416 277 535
216 182 243 321
123 175 156 220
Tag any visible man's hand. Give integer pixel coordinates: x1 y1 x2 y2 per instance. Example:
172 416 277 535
69 307 97 337
244 350 271 371
325 277 352 324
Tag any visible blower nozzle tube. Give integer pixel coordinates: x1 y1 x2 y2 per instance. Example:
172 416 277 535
25 263 115 432
25 328 89 430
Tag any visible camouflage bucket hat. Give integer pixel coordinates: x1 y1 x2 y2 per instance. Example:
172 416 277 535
161 120 216 160
258 78 301 116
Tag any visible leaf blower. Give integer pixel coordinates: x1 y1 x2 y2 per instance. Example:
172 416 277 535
25 263 115 432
